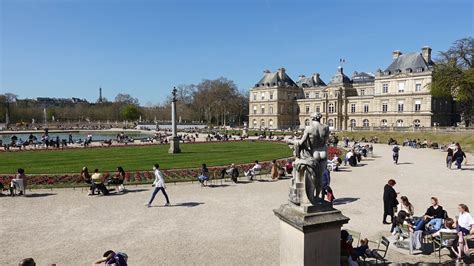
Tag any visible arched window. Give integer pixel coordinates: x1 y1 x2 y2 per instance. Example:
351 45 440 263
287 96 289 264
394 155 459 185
396 119 404 127
350 119 356 128
363 119 369 128
328 103 335 113
381 119 388 127
260 119 265 128
269 119 274 127
252 119 257 127
413 119 420 127
328 119 334 128
305 119 310 126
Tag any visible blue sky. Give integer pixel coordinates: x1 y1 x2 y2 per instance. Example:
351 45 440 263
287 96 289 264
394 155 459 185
1 0 473 105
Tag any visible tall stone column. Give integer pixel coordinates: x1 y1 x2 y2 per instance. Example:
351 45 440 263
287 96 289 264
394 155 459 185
169 87 181 154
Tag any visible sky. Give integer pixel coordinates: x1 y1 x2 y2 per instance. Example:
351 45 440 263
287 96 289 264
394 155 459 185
1 0 473 105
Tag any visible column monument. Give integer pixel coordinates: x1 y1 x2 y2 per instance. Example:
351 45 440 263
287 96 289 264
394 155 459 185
274 112 349 265
168 87 181 154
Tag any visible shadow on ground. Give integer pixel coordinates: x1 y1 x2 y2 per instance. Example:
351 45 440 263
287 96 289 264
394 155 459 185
152 202 204 208
333 197 359 205
24 193 56 198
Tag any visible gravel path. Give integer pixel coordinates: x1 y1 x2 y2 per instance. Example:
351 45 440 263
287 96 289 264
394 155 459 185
0 144 472 265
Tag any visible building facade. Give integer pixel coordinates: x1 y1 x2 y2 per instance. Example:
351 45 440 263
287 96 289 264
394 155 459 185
248 46 458 130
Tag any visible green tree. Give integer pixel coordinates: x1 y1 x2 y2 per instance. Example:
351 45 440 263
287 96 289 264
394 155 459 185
121 104 142 121
430 37 474 126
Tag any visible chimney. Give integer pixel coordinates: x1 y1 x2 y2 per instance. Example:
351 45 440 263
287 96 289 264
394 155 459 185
312 73 321 83
421 46 432 63
278 67 286 79
392 50 402 60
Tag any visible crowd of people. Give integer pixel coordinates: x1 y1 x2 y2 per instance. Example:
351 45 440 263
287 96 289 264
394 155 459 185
382 178 473 262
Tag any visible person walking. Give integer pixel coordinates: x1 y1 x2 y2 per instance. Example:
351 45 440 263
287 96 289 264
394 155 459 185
383 179 398 224
392 145 400 164
446 147 454 169
146 164 170 207
453 144 466 170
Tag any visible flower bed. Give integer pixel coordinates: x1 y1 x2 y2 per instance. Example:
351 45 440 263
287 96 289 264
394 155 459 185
0 159 289 189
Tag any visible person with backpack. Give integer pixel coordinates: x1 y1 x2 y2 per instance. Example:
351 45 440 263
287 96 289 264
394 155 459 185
392 145 400 164
146 164 170 207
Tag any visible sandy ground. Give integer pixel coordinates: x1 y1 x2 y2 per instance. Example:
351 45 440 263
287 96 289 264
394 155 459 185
0 144 473 265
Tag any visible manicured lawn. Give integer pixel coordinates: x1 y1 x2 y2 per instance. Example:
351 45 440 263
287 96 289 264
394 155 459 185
0 141 292 174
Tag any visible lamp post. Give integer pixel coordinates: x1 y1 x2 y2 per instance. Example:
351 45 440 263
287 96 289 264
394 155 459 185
168 87 181 154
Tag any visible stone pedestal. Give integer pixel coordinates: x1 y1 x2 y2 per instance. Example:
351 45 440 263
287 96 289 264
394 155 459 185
273 203 349 266
168 137 181 154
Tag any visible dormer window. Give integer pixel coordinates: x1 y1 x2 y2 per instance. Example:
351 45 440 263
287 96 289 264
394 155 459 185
406 68 412 73
384 70 391 75
255 84 259 87
396 69 402 74
266 83 270 87
416 67 424 73
272 82 276 86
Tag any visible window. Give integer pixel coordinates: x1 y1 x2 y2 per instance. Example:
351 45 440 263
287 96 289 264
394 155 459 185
315 93 319 99
360 89 365 96
305 105 310 114
269 93 273 100
261 92 265 100
413 119 420 127
398 82 405 93
269 105 273 114
261 105 265 114
269 119 273 127
396 119 404 127
316 105 320 113
381 119 388 127
287 94 291 100
415 100 421 112
309 92 315 98
328 119 334 128
415 82 422 92
260 119 265 127
253 106 257 114
305 119 310 126
382 83 388 93
252 119 257 127
351 103 356 113
363 119 369 128
328 103 335 113
398 101 404 112
363 104 369 113
305 92 309 98
350 119 356 128
253 93 257 101
382 102 388 113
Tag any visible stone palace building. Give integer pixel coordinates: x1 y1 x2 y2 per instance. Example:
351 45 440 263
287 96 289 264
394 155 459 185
248 46 459 130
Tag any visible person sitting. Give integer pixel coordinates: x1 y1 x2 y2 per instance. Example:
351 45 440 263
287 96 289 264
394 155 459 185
270 160 279 181
399 196 415 220
10 168 27 196
340 230 369 266
109 166 126 193
429 218 456 238
93 250 128 266
327 154 339 171
245 160 262 180
197 163 210 185
91 169 109 196
452 204 474 262
412 197 445 232
81 167 94 195
284 160 293 175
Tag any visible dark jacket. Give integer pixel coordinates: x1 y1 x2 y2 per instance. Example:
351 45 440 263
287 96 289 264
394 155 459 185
383 184 398 215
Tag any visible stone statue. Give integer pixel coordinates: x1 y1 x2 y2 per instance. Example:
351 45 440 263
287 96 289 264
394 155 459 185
287 112 330 206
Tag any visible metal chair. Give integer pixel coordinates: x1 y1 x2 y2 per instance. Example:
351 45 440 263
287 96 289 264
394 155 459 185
432 231 458 263
364 236 390 264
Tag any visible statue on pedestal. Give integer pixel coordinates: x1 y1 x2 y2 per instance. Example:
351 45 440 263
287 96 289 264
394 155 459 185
287 112 329 206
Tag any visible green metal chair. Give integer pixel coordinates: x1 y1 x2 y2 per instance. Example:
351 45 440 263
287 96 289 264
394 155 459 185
432 231 458 263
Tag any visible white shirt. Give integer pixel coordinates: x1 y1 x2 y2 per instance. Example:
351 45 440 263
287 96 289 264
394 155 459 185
153 169 166 188
251 164 262 171
458 212 474 230
345 151 353 159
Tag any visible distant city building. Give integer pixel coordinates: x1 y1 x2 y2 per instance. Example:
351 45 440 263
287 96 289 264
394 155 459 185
248 46 459 130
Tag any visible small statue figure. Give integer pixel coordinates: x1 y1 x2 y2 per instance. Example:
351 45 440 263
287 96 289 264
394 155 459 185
287 112 330 206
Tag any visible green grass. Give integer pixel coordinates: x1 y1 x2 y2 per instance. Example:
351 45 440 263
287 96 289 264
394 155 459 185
336 131 474 152
0 141 292 175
